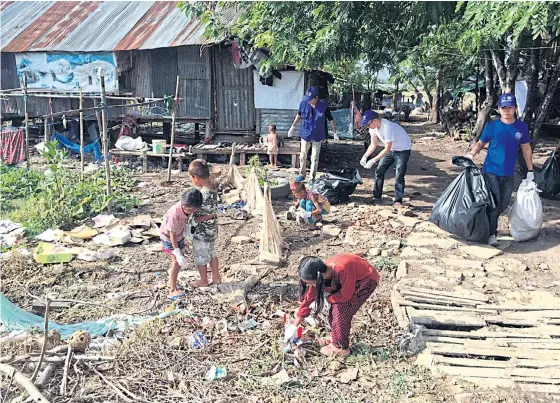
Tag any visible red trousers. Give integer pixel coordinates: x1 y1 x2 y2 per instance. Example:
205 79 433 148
329 279 377 349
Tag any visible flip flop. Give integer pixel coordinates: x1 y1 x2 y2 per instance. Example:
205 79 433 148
168 292 185 301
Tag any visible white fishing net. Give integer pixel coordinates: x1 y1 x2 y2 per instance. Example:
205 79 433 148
244 167 264 215
224 144 245 190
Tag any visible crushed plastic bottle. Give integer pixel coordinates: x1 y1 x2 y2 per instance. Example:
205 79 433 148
189 332 209 349
205 366 227 381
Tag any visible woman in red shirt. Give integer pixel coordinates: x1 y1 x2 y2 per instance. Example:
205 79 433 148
294 254 380 357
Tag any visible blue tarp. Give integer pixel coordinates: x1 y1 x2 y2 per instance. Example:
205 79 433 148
331 108 354 139
0 293 186 339
51 132 102 161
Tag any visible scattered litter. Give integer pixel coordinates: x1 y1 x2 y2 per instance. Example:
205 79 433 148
0 220 21 234
132 214 152 228
35 229 61 242
205 366 227 381
93 227 131 246
216 319 229 337
261 369 291 386
238 318 258 332
63 225 98 240
92 214 118 228
33 242 73 264
337 367 358 384
189 332 209 349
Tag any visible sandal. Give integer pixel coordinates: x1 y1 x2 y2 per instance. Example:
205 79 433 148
320 343 350 357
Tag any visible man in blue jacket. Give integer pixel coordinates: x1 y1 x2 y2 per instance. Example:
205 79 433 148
466 93 534 246
288 87 336 181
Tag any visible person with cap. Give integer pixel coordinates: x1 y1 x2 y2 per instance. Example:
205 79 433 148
288 86 337 181
359 110 412 209
465 93 534 246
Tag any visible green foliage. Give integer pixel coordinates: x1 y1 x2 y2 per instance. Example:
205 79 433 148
459 1 560 44
0 164 44 203
373 256 398 272
245 155 277 187
0 149 139 235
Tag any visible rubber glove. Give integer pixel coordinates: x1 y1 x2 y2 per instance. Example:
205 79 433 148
333 131 340 141
288 126 295 138
289 206 297 215
365 159 377 169
526 171 534 181
172 249 187 267
464 153 474 160
360 156 368 167
303 211 312 219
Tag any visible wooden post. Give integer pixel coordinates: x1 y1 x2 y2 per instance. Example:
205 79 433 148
23 74 30 168
79 87 85 174
166 76 181 182
43 119 48 144
99 75 111 198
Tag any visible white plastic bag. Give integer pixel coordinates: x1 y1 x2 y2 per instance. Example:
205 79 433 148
509 180 543 241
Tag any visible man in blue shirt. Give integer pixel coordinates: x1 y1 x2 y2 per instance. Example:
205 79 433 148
466 93 534 246
288 87 337 181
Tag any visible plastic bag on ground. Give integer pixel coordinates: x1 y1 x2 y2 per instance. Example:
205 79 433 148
429 156 495 243
508 179 543 241
534 151 560 199
115 135 146 151
311 168 363 205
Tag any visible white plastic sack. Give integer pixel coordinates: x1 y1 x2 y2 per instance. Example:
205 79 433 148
115 135 146 151
509 180 543 241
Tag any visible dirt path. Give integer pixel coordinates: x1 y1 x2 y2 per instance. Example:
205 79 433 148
2 120 559 402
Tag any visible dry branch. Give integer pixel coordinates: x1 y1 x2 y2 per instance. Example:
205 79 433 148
0 363 50 403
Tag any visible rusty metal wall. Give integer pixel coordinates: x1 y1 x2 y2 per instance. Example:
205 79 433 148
177 46 211 118
150 47 178 98
257 109 301 137
214 46 254 131
130 50 152 98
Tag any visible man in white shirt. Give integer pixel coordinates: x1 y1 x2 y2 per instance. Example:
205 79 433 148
359 110 412 208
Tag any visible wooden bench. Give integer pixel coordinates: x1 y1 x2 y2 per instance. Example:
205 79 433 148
193 143 302 168
110 149 195 173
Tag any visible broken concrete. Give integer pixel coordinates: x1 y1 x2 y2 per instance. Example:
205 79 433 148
459 245 502 260
231 236 253 245
322 224 342 237
396 215 421 227
488 257 527 272
441 258 483 270
396 261 409 279
406 233 458 250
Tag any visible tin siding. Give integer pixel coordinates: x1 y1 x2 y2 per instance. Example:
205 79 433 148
177 46 211 118
150 47 178 98
214 46 254 131
131 50 152 98
257 109 301 137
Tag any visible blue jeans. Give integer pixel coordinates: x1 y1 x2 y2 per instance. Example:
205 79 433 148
483 172 514 237
299 199 328 224
374 150 411 203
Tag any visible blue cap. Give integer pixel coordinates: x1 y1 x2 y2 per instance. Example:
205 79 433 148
498 93 516 108
302 86 319 102
359 110 379 126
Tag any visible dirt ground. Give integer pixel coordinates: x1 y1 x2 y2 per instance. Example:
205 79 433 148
2 117 559 402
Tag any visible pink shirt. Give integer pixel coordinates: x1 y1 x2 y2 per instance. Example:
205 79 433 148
160 202 187 242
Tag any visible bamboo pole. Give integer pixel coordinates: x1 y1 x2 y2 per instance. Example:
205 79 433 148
23 74 30 169
166 76 181 182
99 75 111 199
43 118 48 144
38 98 166 118
79 87 85 174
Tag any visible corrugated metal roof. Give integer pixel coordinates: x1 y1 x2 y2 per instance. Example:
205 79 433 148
0 1 216 52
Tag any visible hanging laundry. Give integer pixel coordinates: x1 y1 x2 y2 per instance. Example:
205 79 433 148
0 127 25 165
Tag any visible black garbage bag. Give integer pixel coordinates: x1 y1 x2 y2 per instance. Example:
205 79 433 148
429 156 495 243
535 151 560 199
311 168 363 205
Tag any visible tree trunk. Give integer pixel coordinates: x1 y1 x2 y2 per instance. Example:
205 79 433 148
491 49 507 92
505 35 521 93
474 52 497 140
392 80 400 110
532 52 560 143
522 37 541 126
430 69 441 123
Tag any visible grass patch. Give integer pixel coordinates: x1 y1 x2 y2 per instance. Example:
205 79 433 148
373 257 398 272
0 141 139 234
